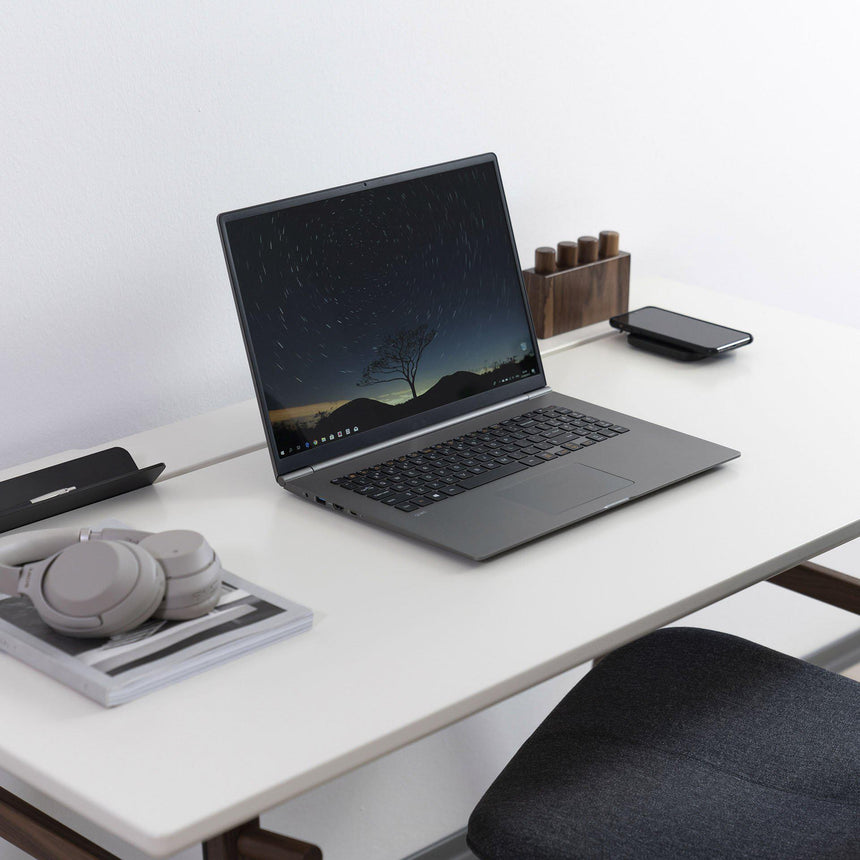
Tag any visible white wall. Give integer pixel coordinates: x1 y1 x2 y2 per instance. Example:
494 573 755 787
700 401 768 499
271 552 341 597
1 3 859 859
2 1 859 471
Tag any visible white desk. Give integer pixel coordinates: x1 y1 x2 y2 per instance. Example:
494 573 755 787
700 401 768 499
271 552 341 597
0 278 858 857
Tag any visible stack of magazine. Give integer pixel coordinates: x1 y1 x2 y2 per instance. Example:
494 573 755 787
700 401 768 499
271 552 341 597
0 571 313 706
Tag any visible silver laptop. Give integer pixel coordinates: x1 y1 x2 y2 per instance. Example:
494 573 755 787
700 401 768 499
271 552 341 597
218 153 738 560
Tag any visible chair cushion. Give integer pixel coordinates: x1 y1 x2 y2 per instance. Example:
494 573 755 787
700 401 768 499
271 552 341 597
467 627 860 859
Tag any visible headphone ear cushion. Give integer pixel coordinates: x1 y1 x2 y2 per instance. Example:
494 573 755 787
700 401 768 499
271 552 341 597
138 530 223 621
33 540 166 637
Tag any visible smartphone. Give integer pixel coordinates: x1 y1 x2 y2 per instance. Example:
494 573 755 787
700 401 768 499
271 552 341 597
609 306 752 357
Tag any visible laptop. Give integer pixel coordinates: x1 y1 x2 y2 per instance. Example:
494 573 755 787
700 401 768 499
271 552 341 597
217 153 738 560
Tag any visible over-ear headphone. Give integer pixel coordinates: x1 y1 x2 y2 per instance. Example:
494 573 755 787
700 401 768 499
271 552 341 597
0 526 223 638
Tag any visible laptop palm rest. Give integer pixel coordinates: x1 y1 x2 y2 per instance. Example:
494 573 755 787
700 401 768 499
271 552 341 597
497 462 633 515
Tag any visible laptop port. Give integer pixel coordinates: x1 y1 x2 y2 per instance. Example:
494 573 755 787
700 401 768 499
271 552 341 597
314 496 327 506
332 503 344 512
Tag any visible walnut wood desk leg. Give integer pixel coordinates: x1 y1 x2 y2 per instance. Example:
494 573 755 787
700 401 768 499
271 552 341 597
203 817 322 860
0 785 321 860
769 562 860 616
0 786 121 860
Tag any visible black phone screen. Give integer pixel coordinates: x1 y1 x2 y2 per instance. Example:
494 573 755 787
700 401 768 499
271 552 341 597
610 307 752 353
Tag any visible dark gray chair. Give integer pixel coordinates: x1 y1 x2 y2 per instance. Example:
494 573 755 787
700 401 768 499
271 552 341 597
467 626 860 859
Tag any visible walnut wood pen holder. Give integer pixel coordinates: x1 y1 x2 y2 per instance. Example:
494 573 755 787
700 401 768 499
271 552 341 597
523 239 630 338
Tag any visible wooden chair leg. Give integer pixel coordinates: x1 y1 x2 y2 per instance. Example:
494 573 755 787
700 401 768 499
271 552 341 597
203 817 322 860
0 786 120 860
769 562 860 616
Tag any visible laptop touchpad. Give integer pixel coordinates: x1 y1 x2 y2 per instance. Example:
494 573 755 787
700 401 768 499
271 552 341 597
498 462 633 515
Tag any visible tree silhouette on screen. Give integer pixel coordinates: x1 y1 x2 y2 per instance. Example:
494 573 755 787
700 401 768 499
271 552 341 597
358 324 437 400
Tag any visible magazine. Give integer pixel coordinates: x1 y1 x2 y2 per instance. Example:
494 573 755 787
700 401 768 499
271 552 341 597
0 571 313 706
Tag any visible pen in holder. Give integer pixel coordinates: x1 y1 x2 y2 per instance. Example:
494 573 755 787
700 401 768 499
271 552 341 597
523 230 630 338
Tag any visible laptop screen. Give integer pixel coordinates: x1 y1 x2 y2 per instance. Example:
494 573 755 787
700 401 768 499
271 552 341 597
220 155 543 472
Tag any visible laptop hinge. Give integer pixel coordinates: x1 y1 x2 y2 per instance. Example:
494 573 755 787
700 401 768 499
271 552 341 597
278 469 314 485
278 386 553 484
527 386 552 399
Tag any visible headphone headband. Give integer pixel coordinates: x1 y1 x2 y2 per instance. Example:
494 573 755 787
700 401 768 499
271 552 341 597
0 527 85 568
0 527 155 570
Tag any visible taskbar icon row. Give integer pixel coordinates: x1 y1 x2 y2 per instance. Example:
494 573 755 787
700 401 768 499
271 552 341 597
281 426 360 457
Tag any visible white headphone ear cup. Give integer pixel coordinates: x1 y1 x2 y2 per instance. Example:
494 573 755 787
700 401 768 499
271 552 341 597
29 540 166 638
155 570 222 620
137 530 223 621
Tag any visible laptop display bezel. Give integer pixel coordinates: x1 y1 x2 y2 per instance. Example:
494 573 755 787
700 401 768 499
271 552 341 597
217 153 547 478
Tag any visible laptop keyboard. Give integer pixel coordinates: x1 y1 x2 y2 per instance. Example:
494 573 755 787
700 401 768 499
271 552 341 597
330 406 629 513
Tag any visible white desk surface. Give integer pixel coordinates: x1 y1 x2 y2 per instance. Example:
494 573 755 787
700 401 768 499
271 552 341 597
1 278 858 857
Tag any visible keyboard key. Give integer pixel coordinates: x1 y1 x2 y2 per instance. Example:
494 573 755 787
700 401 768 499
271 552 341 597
396 502 419 512
521 456 543 466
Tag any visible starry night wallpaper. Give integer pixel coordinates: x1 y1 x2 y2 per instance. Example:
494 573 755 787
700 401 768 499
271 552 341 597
226 161 539 458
